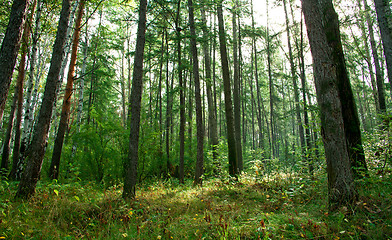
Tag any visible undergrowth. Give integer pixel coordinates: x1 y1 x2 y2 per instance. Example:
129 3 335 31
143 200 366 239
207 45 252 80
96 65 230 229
1 171 391 239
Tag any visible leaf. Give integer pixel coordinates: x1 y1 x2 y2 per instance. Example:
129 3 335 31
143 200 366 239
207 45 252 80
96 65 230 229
54 189 59 196
74 196 80 202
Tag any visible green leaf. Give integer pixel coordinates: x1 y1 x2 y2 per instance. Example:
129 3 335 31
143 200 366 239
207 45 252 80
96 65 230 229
74 196 80 202
54 189 59 196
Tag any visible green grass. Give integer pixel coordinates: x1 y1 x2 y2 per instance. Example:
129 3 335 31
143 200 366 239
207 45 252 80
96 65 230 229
1 172 391 239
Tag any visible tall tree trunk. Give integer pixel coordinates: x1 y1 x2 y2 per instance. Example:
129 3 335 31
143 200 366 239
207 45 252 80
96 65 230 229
301 0 357 209
374 0 392 97
321 0 368 178
0 0 29 125
251 0 264 151
10 0 37 181
123 0 147 199
239 17 246 153
250 51 256 150
363 0 387 112
232 2 243 172
188 58 194 155
165 30 174 175
157 31 165 156
176 0 185 183
201 6 218 162
188 0 204 185
283 0 305 157
15 0 72 199
51 0 80 137
297 14 313 174
20 0 43 166
217 1 238 176
49 0 85 180
266 0 275 158
1 89 18 174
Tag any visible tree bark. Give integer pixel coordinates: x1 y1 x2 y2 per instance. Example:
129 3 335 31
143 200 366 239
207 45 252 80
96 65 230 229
232 2 243 172
49 0 85 180
217 1 238 177
51 0 80 138
201 6 219 162
374 0 392 97
123 0 147 199
363 0 386 112
0 0 29 125
175 0 185 184
19 0 43 167
251 0 264 151
9 0 37 181
283 0 305 158
321 0 368 178
188 0 204 185
15 0 72 199
301 0 357 209
1 89 18 174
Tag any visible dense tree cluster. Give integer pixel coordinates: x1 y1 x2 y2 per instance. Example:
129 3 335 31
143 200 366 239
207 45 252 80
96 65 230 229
0 0 391 208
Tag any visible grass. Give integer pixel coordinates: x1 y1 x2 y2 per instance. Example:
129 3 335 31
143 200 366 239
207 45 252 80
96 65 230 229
0 172 391 239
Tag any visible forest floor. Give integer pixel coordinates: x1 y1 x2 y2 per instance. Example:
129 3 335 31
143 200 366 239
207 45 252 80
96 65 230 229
0 172 391 239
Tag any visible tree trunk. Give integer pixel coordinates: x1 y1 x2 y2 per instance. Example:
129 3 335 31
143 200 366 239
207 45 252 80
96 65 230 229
51 0 80 137
297 14 313 174
165 30 173 175
217 1 238 177
15 0 72 199
0 0 29 125
362 0 386 112
201 6 219 163
283 0 305 158
251 0 264 151
19 0 43 167
1 89 18 174
122 0 147 199
301 0 357 209
175 0 185 184
188 0 204 185
374 0 392 97
321 0 368 178
266 0 276 158
232 2 243 172
10 0 37 181
49 0 85 180
239 18 246 154
188 58 194 155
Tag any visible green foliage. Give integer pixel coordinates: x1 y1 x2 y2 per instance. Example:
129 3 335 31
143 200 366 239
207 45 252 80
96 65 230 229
1 172 391 239
72 108 126 185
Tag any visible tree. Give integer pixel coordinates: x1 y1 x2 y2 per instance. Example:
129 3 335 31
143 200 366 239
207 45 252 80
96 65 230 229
320 0 368 178
188 0 204 185
8 0 37 180
217 0 238 177
123 0 148 199
232 1 243 171
201 4 218 162
301 0 357 209
19 0 43 170
373 0 392 95
1 88 18 174
15 0 72 199
175 0 185 184
0 0 29 125
283 0 305 160
49 0 85 180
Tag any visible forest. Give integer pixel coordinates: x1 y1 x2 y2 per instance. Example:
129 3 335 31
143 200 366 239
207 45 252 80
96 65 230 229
0 0 391 239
